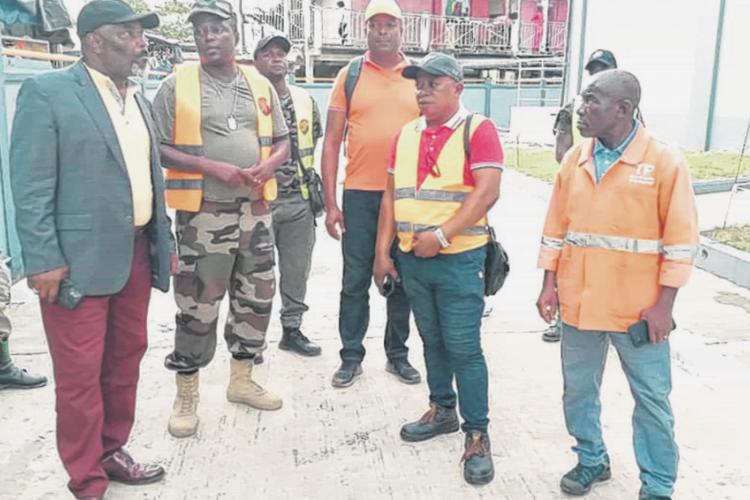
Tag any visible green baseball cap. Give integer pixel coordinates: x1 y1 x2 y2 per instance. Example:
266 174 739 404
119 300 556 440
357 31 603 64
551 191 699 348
585 49 617 71
187 0 234 23
77 0 159 39
253 34 292 60
402 52 463 82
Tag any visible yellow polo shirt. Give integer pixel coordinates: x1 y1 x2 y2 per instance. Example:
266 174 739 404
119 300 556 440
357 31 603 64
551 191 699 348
86 65 153 226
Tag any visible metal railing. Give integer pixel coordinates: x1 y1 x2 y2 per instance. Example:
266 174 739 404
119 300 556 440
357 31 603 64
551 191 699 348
548 21 566 53
430 17 510 53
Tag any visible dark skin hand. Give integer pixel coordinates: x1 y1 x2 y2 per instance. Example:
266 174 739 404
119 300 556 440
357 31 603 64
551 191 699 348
536 270 558 323
28 266 68 304
640 287 677 344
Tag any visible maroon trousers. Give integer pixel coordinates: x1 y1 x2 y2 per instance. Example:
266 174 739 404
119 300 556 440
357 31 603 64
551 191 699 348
41 234 151 498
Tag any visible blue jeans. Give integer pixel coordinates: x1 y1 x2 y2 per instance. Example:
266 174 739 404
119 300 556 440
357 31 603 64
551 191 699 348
397 247 489 433
561 323 679 497
339 190 410 363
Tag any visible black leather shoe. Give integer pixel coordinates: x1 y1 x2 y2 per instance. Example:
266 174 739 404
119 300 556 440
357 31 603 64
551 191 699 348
0 362 48 390
400 403 460 442
331 361 362 388
386 359 421 384
279 328 322 357
253 353 264 365
463 432 494 486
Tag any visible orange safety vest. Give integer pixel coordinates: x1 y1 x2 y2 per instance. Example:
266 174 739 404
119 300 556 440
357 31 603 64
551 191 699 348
165 63 277 212
538 126 700 333
393 115 489 255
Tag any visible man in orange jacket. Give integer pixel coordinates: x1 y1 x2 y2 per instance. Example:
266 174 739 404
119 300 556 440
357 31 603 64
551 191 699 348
536 70 698 500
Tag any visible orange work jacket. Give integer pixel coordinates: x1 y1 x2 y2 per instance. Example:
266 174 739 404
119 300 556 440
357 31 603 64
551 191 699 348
537 126 699 333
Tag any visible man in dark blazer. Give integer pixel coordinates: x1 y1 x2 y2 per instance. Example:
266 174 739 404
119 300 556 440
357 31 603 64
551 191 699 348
9 1 174 498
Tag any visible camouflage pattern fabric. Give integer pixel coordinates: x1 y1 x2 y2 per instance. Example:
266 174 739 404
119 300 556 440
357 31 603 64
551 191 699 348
0 258 12 342
164 199 276 372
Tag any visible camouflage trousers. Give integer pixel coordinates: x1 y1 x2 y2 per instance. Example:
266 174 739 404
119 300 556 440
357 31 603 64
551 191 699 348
164 199 276 372
0 258 12 342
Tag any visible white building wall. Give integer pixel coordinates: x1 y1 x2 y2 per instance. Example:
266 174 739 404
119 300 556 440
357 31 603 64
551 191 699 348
564 0 734 151
710 0 750 151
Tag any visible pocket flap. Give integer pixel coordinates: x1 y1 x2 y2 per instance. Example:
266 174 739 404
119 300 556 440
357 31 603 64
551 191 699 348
56 213 93 231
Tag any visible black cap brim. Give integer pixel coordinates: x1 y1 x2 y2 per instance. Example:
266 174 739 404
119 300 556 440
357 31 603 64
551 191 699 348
118 11 160 30
585 59 613 71
253 36 291 59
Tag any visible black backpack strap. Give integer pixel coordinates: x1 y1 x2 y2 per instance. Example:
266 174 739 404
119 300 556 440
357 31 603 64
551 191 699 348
464 113 474 163
344 56 364 120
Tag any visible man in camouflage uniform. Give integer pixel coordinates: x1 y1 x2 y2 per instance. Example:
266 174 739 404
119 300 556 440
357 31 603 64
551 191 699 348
152 0 291 438
0 253 48 389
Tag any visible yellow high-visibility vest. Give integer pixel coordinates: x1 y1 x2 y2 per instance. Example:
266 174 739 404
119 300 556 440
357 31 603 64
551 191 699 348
288 84 315 200
166 63 277 212
393 116 490 255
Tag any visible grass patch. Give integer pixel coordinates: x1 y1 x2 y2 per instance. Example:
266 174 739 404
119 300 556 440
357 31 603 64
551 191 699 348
504 147 750 183
705 225 750 253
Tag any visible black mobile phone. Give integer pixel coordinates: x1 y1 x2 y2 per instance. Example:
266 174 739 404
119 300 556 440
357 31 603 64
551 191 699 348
57 279 84 310
380 274 396 298
627 320 650 348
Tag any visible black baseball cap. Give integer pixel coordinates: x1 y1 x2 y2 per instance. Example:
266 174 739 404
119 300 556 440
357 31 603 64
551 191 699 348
585 49 617 71
77 0 159 39
187 0 234 23
253 34 292 60
402 52 463 82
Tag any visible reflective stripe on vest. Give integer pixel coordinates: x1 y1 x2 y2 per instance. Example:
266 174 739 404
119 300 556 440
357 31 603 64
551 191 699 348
395 222 488 236
563 231 699 259
541 236 564 250
288 84 315 200
393 115 490 255
167 63 277 212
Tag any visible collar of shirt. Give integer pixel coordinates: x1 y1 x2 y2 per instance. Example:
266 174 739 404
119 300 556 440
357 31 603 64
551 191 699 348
416 105 470 132
84 64 139 112
592 120 639 182
363 51 409 73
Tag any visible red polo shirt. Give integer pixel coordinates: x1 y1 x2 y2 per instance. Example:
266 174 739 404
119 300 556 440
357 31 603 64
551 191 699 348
388 109 504 189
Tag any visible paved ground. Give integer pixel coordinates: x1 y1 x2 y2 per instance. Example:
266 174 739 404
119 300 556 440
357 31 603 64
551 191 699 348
2 169 750 500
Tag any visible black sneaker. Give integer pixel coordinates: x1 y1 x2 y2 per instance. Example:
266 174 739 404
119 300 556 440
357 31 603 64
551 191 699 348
542 324 561 343
560 456 612 495
279 328 322 357
400 403 459 442
253 353 264 365
385 359 421 384
331 361 362 388
463 432 494 485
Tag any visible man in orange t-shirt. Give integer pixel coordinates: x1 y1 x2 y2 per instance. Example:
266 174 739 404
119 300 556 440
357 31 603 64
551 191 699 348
321 0 421 389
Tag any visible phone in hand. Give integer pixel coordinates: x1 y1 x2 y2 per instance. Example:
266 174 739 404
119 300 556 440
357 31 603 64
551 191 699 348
57 279 84 310
380 274 397 298
627 320 650 348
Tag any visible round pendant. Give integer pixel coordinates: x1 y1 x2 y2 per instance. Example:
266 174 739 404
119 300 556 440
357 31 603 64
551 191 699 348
227 116 238 131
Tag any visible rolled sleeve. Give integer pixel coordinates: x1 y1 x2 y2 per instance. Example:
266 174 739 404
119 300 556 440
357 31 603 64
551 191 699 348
658 152 699 288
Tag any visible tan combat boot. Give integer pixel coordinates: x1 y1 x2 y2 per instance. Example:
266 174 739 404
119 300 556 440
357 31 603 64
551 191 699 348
168 371 200 438
226 358 282 411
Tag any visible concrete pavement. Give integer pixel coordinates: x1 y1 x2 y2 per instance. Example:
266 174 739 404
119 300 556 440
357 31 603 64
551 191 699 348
1 169 749 500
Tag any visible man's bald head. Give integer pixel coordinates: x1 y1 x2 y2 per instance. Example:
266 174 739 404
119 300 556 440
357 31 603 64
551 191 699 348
588 69 641 114
576 69 641 140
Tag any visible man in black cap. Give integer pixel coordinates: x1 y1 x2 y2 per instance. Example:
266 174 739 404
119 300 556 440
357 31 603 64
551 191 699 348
153 0 290 439
10 0 173 498
374 52 504 486
253 34 324 359
543 49 618 344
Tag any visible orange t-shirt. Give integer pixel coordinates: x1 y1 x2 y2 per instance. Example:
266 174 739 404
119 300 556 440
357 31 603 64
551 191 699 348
329 52 420 191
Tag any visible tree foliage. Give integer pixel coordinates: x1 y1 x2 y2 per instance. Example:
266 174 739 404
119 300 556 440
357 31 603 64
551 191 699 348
123 0 193 42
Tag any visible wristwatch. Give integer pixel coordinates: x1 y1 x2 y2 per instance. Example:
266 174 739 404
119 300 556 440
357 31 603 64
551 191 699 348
434 227 451 249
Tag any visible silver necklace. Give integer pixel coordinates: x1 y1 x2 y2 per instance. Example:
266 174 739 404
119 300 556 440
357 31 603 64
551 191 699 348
205 68 240 132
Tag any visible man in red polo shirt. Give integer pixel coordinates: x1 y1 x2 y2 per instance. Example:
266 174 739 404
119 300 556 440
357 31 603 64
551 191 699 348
322 0 421 388
374 52 503 486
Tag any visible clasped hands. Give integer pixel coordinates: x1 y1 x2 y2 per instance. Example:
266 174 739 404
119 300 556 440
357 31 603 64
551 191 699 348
213 160 276 189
